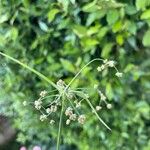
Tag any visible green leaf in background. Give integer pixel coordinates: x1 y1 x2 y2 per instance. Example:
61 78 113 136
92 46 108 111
141 9 150 19
0 14 9 24
136 0 150 10
47 8 60 23
143 30 150 47
101 43 114 58
116 34 124 45
106 9 119 25
112 20 123 33
106 83 114 100
60 59 75 73
82 0 98 12
38 21 48 32
73 25 87 38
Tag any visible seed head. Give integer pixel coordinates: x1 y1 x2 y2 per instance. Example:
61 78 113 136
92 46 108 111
46 108 51 114
40 90 47 97
115 72 123 77
50 120 55 125
78 115 86 124
23 101 27 106
96 106 102 111
66 119 71 125
50 105 57 112
34 100 42 110
69 114 77 121
40 114 47 121
107 103 112 109
107 60 115 67
65 107 73 116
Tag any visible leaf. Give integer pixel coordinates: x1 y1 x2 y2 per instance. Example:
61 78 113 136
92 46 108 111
82 0 98 12
143 30 150 47
101 43 114 58
73 25 87 38
106 83 114 100
47 8 60 22
106 9 119 25
81 37 99 52
0 14 9 24
136 0 150 10
86 10 106 26
112 21 123 33
141 9 150 19
38 21 48 32
60 59 75 73
116 34 124 45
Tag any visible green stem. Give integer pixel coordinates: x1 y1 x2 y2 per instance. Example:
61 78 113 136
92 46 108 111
56 97 65 150
66 58 103 89
0 52 58 89
85 98 111 131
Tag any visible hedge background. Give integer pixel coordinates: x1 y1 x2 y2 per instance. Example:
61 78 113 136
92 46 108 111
0 0 150 150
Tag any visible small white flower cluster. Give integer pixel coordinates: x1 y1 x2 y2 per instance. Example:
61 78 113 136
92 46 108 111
97 59 123 78
115 72 123 77
65 107 86 125
34 99 42 110
40 114 47 121
97 59 115 72
57 79 65 90
23 101 27 106
40 90 47 97
78 115 86 124
65 107 77 125
94 90 112 111
46 105 57 114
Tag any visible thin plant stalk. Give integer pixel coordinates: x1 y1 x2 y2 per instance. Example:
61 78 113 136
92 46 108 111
0 52 58 90
56 96 65 150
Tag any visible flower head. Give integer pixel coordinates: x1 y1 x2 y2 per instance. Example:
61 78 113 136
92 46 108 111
115 72 123 77
40 90 47 97
107 103 112 109
78 115 86 124
107 60 115 67
40 114 47 121
34 100 42 110
23 101 27 106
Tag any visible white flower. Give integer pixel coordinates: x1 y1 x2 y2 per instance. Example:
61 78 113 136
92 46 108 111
56 79 65 89
50 120 55 125
107 103 112 109
107 60 115 67
65 107 73 116
40 114 47 121
50 105 57 112
100 93 106 101
76 102 81 108
69 114 77 121
97 66 102 72
96 106 102 111
78 115 86 124
97 65 105 72
23 101 27 106
103 59 108 63
66 119 71 125
40 90 47 97
34 100 42 110
46 108 51 114
85 94 89 99
115 72 123 77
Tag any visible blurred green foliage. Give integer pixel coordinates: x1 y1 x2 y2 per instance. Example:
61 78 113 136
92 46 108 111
0 0 150 150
